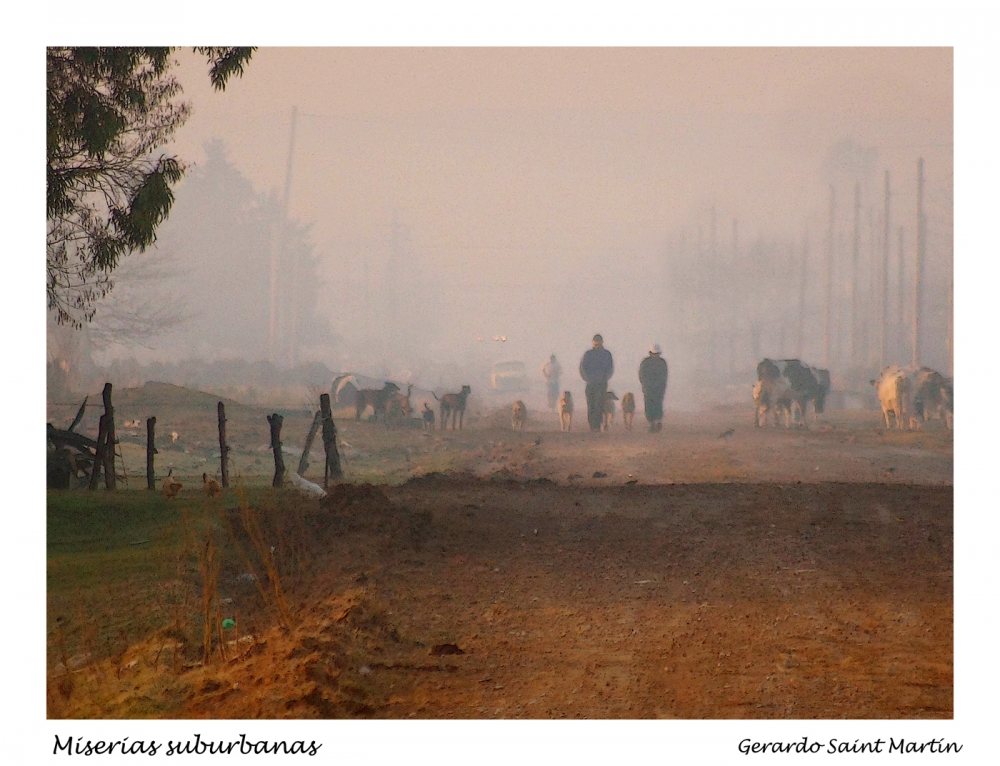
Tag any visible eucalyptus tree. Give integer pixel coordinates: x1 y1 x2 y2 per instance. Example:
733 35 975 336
46 46 254 327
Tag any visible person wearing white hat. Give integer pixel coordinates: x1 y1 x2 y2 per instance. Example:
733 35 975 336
638 344 668 432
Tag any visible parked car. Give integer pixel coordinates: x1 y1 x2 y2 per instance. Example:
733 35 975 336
491 361 528 392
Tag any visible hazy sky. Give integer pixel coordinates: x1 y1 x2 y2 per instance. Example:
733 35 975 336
148 47 953 394
170 48 952 263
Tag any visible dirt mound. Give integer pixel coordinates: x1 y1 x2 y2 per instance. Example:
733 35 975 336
114 381 251 412
320 483 391 512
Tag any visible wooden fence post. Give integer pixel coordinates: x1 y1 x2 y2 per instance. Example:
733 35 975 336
88 416 105 491
267 413 285 488
146 416 157 490
101 383 117 490
217 402 230 488
297 410 322 476
319 394 342 487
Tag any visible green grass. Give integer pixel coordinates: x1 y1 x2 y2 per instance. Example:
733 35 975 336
46 487 280 670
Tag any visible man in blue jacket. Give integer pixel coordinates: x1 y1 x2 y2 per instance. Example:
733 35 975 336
579 334 614 432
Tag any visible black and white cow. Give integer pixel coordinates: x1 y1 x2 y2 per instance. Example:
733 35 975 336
912 367 953 430
754 358 831 428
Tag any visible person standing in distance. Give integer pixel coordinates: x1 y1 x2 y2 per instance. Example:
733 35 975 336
639 344 668 432
579 334 614 432
541 354 562 412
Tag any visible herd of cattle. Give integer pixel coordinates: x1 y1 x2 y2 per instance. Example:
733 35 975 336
753 358 953 431
336 360 953 433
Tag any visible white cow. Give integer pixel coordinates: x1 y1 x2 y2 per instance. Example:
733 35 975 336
871 366 913 429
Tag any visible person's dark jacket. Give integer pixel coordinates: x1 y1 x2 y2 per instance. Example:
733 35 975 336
580 347 614 384
639 354 668 396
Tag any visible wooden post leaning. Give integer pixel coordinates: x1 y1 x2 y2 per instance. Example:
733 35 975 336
267 413 285 488
89 383 116 490
218 402 230 488
297 410 322 477
146 416 157 490
319 393 342 488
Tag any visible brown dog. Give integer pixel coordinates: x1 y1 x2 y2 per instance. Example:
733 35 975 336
558 391 573 431
601 390 619 432
433 385 472 429
355 382 401 421
162 468 182 499
511 400 527 431
621 392 636 430
394 384 414 419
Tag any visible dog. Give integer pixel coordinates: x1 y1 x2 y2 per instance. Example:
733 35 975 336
355 382 401 421
433 385 472 430
558 391 574 431
621 392 636 430
162 468 182 499
601 390 619 431
421 402 436 431
511 400 527 431
203 472 221 497
394 384 414 419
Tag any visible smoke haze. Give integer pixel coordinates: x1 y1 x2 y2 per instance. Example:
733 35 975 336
64 48 953 408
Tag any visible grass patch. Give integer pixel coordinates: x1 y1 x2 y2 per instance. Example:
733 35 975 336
47 486 282 671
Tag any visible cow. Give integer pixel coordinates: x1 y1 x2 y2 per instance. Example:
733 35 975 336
558 391 574 431
601 390 619 431
912 367 953 430
421 402 436 431
620 392 636 430
355 382 401 422
754 358 830 428
511 400 527 431
870 365 913 429
433 385 472 430
753 378 791 427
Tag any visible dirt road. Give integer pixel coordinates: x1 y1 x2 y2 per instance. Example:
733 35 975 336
47 393 953 719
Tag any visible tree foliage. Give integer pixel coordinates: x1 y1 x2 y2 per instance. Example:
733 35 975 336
46 46 254 327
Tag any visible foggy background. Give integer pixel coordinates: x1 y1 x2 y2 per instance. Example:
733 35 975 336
47 48 953 410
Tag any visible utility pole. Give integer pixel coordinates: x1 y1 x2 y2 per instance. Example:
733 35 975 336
881 170 891 369
850 182 861 371
824 185 835 369
897 226 905 364
730 217 738 373
913 157 925 367
710 205 717 372
268 105 298 364
866 206 876 369
797 229 809 358
282 105 299 367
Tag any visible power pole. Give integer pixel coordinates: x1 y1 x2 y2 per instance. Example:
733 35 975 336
797 229 809 358
850 182 861 371
897 226 905 364
881 170 891 369
268 106 298 364
710 205 717 372
913 157 925 367
824 185 835 368
730 218 738 373
866 205 876 369
282 106 299 367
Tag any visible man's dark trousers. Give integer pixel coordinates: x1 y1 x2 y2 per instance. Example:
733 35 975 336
585 382 607 431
